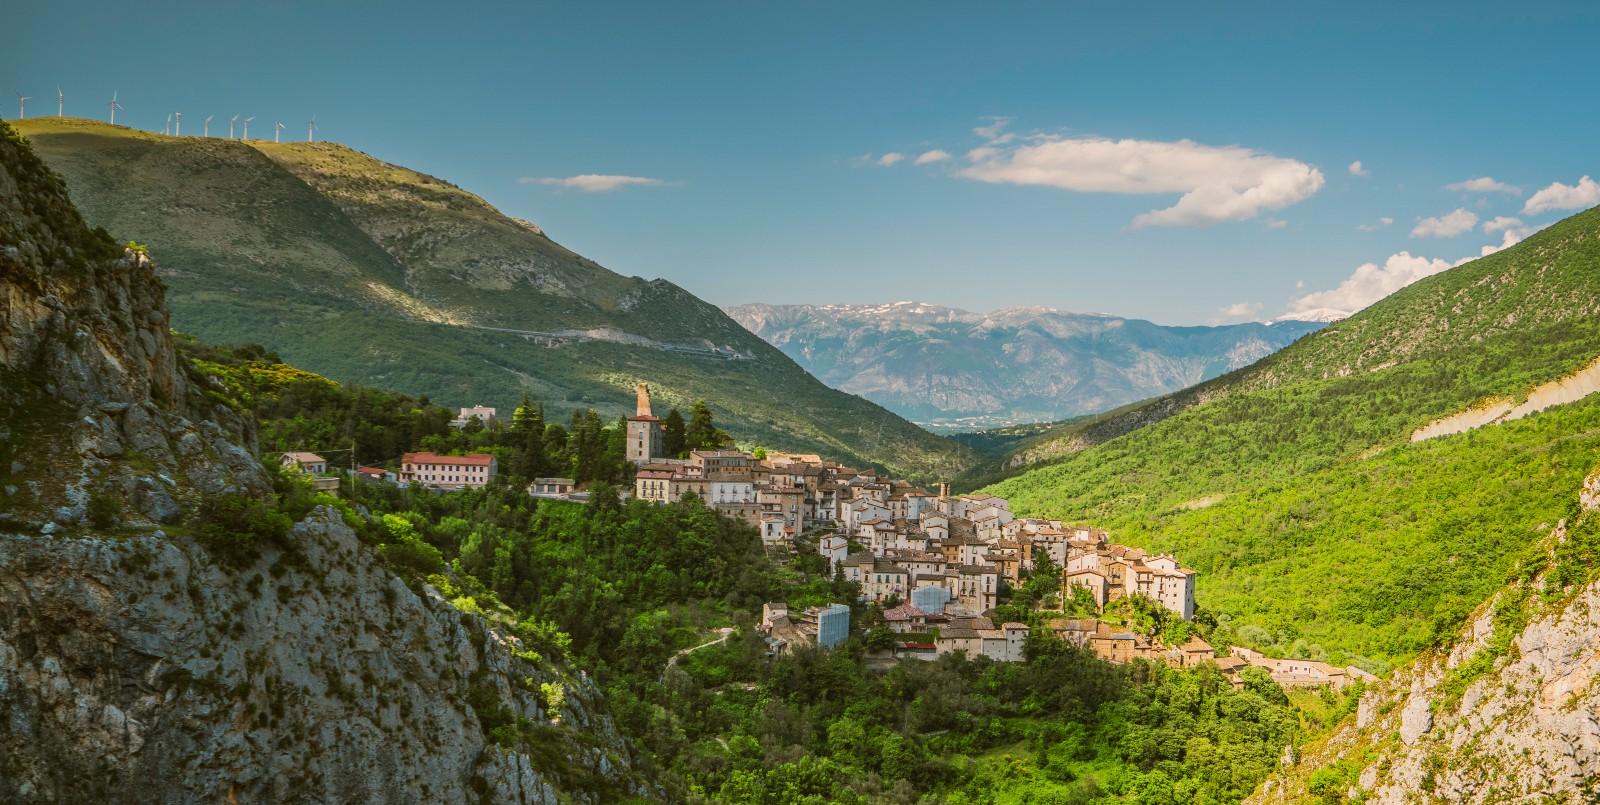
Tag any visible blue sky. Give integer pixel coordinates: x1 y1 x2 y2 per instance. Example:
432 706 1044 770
6 1 1598 324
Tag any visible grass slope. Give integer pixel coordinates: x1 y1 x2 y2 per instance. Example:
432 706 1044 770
15 118 968 480
985 206 1600 667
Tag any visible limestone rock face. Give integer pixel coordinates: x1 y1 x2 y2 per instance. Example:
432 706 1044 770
1250 470 1600 804
0 122 656 803
0 510 653 803
0 123 267 529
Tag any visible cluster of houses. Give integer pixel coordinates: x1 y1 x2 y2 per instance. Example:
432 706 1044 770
281 389 1365 691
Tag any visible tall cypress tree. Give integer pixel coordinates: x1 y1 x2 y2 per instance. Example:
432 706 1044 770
686 400 717 451
662 407 687 458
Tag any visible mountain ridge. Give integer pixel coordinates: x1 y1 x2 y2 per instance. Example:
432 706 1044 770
14 117 969 480
726 300 1324 429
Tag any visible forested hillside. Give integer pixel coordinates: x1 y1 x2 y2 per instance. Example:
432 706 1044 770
985 204 1600 670
13 118 969 482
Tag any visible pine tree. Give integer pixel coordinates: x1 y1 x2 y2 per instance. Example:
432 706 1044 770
662 407 687 457
686 400 717 451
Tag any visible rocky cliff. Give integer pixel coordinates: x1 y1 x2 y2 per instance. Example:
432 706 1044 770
1250 469 1600 804
0 121 654 802
0 121 267 530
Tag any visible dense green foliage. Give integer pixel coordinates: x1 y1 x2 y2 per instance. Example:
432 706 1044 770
986 207 1600 667
182 339 640 486
16 117 971 482
662 633 1329 804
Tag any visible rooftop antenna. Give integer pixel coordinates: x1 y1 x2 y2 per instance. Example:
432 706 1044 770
243 116 254 139
106 91 123 125
274 121 285 143
15 92 31 120
228 114 238 139
203 114 213 137
307 113 317 143
175 112 181 136
56 85 63 118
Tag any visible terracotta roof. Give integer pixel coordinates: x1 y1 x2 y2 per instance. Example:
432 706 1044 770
403 452 494 466
883 603 924 621
283 451 325 463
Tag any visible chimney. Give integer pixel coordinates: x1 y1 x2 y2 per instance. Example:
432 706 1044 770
635 382 652 417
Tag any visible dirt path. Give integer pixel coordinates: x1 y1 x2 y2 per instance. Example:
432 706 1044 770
665 627 736 673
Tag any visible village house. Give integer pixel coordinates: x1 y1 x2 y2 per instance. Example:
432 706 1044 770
529 477 577 497
355 465 394 483
883 602 928 633
281 451 327 475
450 405 497 429
400 452 497 490
1229 646 1371 689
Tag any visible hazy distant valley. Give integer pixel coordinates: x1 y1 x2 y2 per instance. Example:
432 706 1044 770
727 301 1325 430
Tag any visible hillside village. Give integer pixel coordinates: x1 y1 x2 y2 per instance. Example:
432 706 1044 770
276 384 1369 690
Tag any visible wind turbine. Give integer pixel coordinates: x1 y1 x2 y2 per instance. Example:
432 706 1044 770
56 85 63 117
164 114 171 136
243 116 254 139
15 92 31 120
106 91 123 125
175 112 181 136
307 113 317 143
228 114 238 138
203 115 213 137
274 121 285 143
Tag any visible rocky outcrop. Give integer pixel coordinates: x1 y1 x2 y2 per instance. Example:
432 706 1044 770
0 510 654 803
1251 468 1600 804
0 122 267 530
1411 354 1600 442
0 121 656 803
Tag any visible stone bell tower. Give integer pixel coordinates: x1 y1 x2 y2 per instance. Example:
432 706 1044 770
626 383 664 464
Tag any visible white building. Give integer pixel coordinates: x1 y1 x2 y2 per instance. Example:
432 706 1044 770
400 452 497 490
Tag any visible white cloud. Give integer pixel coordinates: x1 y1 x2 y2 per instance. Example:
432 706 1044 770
520 174 668 192
1288 222 1550 317
1288 252 1455 316
1446 176 1521 195
1523 175 1600 216
914 149 952 165
1482 215 1523 234
1410 208 1477 238
878 152 906 167
957 136 1325 229
1356 216 1394 231
973 117 1015 144
1265 218 1288 229
1348 161 1370 177
1210 301 1264 324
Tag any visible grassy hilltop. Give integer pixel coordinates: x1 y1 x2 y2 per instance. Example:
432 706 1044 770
15 118 969 480
984 204 1600 668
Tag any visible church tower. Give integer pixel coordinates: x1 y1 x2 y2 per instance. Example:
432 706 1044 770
626 382 664 464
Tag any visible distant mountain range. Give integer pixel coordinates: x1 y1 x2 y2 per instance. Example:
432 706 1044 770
15 118 968 479
724 302 1326 429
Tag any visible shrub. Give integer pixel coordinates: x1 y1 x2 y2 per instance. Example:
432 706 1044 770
197 494 291 561
86 494 122 529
